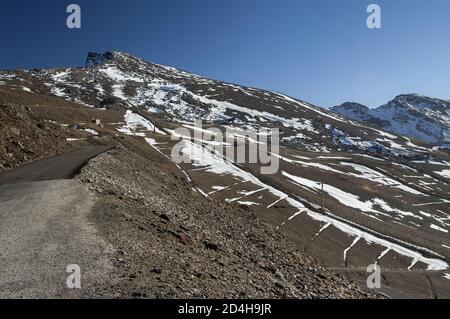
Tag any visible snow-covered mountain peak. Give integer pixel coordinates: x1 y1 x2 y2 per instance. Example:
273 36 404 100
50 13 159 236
385 94 450 113
332 94 450 144
86 51 148 67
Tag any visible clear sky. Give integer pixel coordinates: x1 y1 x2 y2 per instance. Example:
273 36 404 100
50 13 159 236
0 0 449 108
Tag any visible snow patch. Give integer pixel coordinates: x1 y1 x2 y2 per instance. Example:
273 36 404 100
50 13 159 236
435 170 450 179
118 110 166 136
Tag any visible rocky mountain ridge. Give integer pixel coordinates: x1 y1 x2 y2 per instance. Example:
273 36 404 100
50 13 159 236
332 94 450 145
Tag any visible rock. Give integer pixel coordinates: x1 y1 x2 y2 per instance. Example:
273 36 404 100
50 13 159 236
159 213 170 221
179 234 193 246
204 241 219 251
131 291 144 298
317 273 328 280
151 267 162 274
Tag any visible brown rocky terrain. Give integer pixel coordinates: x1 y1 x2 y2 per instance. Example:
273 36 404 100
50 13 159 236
0 103 74 173
77 138 378 298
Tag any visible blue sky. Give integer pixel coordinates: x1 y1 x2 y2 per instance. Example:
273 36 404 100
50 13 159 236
0 0 449 108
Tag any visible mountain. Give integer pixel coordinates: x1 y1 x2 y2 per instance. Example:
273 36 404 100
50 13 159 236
0 51 440 156
1 51 450 298
332 94 450 145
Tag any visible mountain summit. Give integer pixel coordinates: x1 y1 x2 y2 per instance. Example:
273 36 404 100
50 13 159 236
332 94 450 144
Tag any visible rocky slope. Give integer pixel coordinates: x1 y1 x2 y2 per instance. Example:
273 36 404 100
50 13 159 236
0 102 74 173
1 51 450 298
77 140 378 298
332 94 450 145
